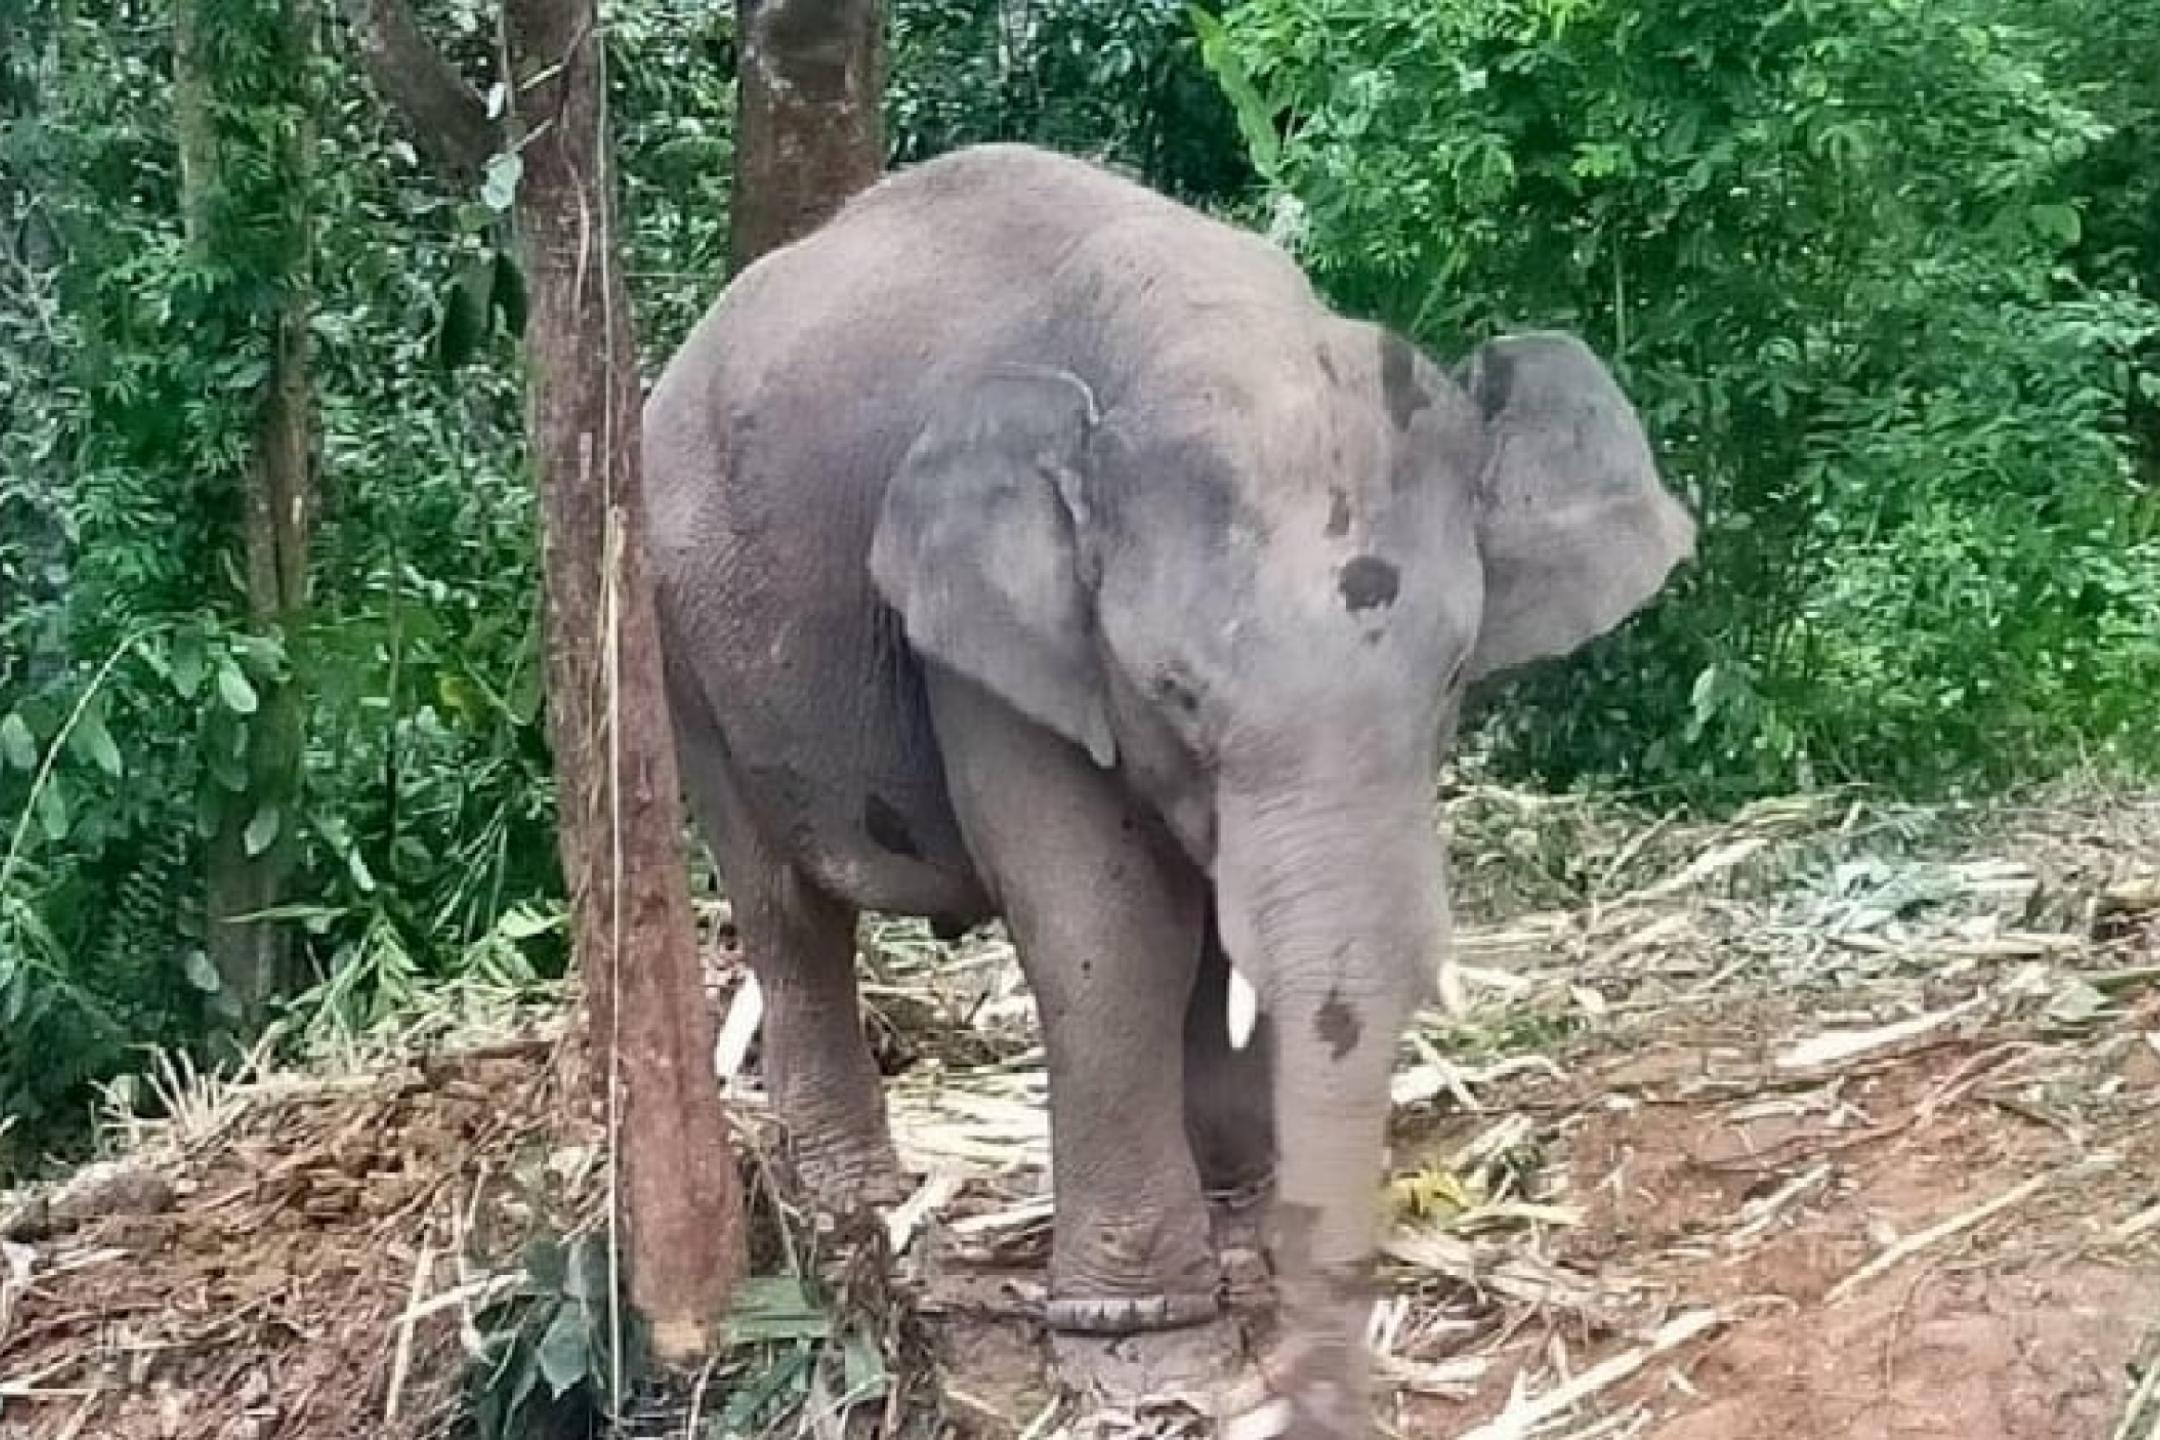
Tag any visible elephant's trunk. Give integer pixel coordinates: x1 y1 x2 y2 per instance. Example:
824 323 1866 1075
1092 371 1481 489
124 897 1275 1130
1215 763 1446 1437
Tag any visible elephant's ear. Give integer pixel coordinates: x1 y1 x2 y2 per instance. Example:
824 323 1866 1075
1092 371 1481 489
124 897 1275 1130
1456 333 1696 682
870 366 1116 767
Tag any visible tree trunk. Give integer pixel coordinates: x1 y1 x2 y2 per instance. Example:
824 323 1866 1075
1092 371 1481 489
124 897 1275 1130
730 0 886 268
502 0 746 1359
175 0 317 1026
334 0 495 181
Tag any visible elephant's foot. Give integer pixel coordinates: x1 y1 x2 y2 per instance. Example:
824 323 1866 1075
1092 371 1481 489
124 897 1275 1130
1050 1314 1250 1412
1213 1339 1368 1440
1049 1205 1223 1333
1218 1280 1377 1440
1208 1177 1276 1314
1042 1290 1222 1333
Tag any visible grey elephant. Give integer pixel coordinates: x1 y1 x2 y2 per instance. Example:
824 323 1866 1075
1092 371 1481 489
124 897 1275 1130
646 144 1693 1437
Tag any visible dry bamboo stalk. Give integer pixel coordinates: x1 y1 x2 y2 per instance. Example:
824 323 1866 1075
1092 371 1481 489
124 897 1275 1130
1826 1156 2117 1305
1456 1309 1722 1440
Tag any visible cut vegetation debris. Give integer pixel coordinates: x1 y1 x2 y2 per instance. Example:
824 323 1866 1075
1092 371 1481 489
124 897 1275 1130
1 783 2156 1439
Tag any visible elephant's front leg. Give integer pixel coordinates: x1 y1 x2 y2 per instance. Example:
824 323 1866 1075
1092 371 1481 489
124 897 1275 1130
926 673 1222 1334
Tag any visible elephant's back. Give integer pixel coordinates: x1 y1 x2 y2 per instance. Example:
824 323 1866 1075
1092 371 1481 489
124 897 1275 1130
645 147 1157 914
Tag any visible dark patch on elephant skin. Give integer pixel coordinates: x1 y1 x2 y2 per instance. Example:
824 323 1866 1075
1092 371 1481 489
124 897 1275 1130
1465 343 1514 419
1313 986 1363 1060
864 793 921 858
1337 555 1400 613
1378 333 1432 431
1325 488 1352 538
1315 343 1341 385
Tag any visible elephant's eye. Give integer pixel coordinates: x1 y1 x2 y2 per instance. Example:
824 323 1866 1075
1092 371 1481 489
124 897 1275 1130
1151 669 1202 717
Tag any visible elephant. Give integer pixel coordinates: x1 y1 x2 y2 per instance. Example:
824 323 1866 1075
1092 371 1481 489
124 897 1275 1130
645 143 1694 1437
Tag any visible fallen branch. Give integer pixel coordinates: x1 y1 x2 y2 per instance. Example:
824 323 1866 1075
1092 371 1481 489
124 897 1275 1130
1775 999 1985 1071
1825 1155 2119 1305
1455 1308 1723 1440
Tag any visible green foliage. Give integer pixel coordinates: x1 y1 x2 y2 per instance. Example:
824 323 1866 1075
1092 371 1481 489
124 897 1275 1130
0 0 562 1164
1214 0 2160 796
888 0 1253 202
614 0 738 352
464 1233 648 1440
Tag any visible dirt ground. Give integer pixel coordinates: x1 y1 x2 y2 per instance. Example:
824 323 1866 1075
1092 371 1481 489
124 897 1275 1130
2 785 2156 1439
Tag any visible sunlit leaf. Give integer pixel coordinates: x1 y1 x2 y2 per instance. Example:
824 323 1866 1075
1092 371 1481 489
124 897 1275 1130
243 804 280 856
535 1301 592 1397
35 778 69 841
482 151 523 213
0 713 36 772
171 630 207 699
183 950 222 994
216 660 259 715
69 710 123 777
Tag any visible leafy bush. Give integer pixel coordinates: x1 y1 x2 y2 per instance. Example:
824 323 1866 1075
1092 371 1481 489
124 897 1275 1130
888 0 1253 201
1210 0 2160 796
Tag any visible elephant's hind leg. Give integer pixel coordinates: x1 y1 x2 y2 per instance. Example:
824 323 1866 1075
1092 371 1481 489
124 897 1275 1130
730 849 905 1208
671 686 902 1211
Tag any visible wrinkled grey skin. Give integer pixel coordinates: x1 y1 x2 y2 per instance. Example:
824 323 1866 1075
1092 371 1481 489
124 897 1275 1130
647 144 1693 1436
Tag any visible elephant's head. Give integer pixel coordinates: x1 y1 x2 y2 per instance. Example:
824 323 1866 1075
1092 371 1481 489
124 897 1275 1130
870 325 1692 1434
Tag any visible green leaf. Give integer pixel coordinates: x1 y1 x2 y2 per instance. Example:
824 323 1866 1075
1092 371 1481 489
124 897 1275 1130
508 666 543 725
183 949 222 994
196 787 225 838
482 151 523 213
69 709 124 777
0 712 36 771
501 1342 542 1432
840 1325 889 1402
535 1302 592 1398
210 746 250 793
523 1236 569 1293
728 1274 831 1344
243 804 280 856
1188 6 1279 175
497 904 564 941
2028 202 2080 245
718 1344 814 1433
563 1235 609 1304
216 659 259 715
171 631 206 700
35 777 68 842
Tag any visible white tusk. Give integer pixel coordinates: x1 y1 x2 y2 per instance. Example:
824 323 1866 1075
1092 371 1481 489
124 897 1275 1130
1226 966 1259 1051
1222 1396 1295 1440
713 973 765 1081
1435 955 1467 1018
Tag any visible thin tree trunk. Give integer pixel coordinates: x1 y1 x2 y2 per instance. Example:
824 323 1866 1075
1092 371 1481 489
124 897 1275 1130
730 0 886 268
176 0 317 1026
502 0 746 1359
